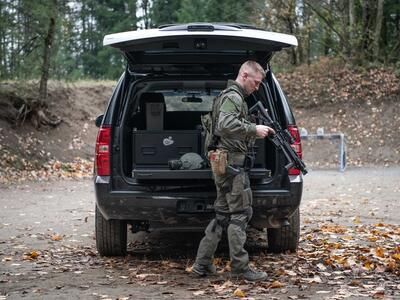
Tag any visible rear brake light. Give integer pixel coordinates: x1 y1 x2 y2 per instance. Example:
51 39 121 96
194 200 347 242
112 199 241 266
95 126 111 176
287 125 302 176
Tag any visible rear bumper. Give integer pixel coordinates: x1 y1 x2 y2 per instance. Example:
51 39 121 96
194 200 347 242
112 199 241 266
95 175 302 229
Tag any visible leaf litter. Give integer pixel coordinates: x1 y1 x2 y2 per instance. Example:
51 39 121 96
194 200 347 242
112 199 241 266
1 219 398 299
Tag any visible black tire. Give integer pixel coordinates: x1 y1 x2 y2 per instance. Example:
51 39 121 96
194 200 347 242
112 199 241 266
267 208 300 253
95 205 127 256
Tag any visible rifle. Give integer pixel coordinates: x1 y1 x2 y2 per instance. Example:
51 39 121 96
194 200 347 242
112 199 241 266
249 101 308 175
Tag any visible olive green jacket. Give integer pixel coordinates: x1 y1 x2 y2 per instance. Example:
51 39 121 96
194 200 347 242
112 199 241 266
214 80 257 153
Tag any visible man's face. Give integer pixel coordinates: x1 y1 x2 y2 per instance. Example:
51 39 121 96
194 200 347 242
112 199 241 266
243 71 263 95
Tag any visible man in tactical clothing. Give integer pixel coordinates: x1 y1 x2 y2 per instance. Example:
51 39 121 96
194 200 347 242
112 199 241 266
192 61 275 281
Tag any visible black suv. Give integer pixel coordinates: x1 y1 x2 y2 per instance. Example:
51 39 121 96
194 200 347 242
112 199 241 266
94 23 304 256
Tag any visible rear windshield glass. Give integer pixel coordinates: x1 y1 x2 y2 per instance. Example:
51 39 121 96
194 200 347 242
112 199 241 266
161 90 220 112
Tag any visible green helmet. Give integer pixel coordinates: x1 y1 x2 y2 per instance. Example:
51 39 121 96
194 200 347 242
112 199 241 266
180 152 205 170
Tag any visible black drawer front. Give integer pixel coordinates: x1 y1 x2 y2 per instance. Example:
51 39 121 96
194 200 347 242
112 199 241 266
133 130 200 165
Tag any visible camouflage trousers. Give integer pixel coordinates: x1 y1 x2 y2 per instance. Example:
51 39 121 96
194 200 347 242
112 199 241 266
195 169 253 273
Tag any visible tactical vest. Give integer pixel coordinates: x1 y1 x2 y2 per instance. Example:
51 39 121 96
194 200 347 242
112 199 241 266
201 84 246 157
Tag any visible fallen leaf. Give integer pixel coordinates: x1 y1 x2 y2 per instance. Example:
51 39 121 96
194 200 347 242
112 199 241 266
392 254 400 261
51 234 62 241
368 236 378 242
386 260 396 272
185 266 193 273
233 288 246 297
375 247 385 258
364 261 375 271
268 281 284 289
23 250 39 260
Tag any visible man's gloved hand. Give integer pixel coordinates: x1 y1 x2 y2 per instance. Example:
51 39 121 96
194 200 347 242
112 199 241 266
255 125 275 138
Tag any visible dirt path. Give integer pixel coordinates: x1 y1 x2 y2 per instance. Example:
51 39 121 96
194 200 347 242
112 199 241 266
0 168 399 299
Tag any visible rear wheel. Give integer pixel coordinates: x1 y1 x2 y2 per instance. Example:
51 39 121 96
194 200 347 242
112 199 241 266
267 208 300 253
95 205 127 256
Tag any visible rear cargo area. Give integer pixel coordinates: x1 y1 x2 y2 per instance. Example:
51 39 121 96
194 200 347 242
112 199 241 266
120 79 277 182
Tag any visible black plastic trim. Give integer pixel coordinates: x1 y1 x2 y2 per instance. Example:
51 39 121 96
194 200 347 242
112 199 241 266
132 168 271 180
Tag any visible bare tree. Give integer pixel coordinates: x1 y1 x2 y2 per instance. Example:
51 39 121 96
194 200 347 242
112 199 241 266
35 0 61 128
39 16 56 101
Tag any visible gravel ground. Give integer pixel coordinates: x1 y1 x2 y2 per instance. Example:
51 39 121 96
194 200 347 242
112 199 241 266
0 168 399 299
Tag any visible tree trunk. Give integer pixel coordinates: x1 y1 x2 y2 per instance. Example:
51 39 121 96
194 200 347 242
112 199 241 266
39 16 56 102
323 28 332 56
81 2 86 53
34 6 62 129
140 0 151 29
361 0 371 61
286 0 297 65
307 31 311 65
348 0 355 59
373 0 384 59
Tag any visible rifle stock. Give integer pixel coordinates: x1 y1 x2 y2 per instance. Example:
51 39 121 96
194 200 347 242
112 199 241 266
249 101 308 175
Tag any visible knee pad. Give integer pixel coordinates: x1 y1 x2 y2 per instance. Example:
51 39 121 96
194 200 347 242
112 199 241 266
228 214 248 231
212 214 230 232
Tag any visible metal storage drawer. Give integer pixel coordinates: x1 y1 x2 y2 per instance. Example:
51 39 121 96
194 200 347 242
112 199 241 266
133 130 201 166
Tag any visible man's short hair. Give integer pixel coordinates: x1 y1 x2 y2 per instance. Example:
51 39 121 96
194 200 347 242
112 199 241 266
239 61 266 78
